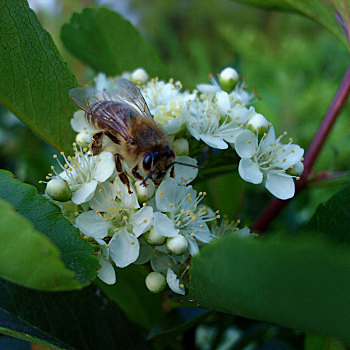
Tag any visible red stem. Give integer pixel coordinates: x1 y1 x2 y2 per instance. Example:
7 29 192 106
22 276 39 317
252 63 350 233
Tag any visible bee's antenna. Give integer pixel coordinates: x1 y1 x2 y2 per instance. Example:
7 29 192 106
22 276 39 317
170 161 205 170
142 170 156 185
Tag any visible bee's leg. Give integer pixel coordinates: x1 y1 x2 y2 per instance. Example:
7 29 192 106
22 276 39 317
114 153 133 194
170 165 175 178
104 131 120 145
91 132 104 156
132 165 144 181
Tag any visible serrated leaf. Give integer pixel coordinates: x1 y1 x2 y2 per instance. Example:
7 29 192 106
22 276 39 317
0 279 151 350
0 0 77 152
0 199 80 291
0 170 99 287
61 7 168 77
231 0 349 50
190 233 350 342
96 265 164 330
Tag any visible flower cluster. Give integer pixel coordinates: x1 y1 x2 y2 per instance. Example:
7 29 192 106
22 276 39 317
43 66 303 293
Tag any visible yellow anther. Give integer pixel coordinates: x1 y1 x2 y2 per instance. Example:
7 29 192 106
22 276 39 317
190 232 195 237
179 284 184 288
131 241 135 245
96 210 100 214
200 224 205 228
168 263 172 267
114 228 119 232
99 189 103 194
159 192 163 196
53 154 57 158
192 216 197 221
188 198 192 202
123 216 128 220
143 219 148 223
106 244 110 248
109 197 114 201
169 204 173 208
105 217 110 221
187 193 191 197
74 211 79 216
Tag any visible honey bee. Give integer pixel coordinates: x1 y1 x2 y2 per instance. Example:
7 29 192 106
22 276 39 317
69 78 195 193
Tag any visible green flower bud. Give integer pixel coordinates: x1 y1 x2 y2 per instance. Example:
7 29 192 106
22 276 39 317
135 180 155 203
219 67 239 93
131 68 149 84
172 138 189 156
46 178 72 202
166 235 188 255
145 272 166 293
143 227 166 246
247 113 269 140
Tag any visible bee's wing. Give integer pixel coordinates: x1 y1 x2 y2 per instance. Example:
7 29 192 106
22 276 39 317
69 86 134 142
69 87 100 113
115 78 154 121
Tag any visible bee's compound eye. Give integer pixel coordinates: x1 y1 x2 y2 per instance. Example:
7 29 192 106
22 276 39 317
143 152 153 171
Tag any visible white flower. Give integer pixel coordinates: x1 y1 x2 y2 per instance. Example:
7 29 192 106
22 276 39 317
53 150 115 205
141 80 195 135
230 83 255 106
71 110 95 134
152 178 216 255
94 72 118 93
186 99 242 149
235 127 304 200
220 67 239 83
173 155 199 185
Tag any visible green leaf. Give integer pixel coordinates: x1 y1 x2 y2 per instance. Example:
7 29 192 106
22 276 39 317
0 0 78 152
61 7 168 77
304 183 350 245
0 170 99 287
96 265 164 330
304 334 346 350
148 310 210 343
231 0 349 50
0 279 151 350
0 199 80 291
190 233 350 342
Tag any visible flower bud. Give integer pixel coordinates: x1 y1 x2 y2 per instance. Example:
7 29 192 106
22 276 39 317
247 113 269 139
46 178 72 202
219 67 239 93
131 68 149 84
166 235 188 255
76 132 92 148
145 272 166 293
134 180 155 203
172 138 189 156
143 227 166 246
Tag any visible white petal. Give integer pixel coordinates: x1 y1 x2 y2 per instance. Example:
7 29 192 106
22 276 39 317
153 212 179 237
216 91 230 113
89 181 117 212
190 222 212 243
109 227 140 268
196 83 221 94
76 210 110 239
200 134 228 149
266 173 295 200
97 257 116 285
72 180 98 204
238 159 263 184
93 152 115 182
71 110 95 133
174 156 198 185
230 106 256 124
166 268 185 295
114 176 140 209
151 249 172 274
234 130 257 158
162 118 182 135
187 236 200 255
130 206 153 237
156 178 179 212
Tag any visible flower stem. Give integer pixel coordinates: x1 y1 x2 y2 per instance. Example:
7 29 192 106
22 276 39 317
252 63 350 233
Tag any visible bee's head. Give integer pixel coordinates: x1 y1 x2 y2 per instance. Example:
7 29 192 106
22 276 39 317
142 147 175 185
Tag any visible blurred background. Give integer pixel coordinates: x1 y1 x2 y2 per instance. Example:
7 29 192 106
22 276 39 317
0 1 349 347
